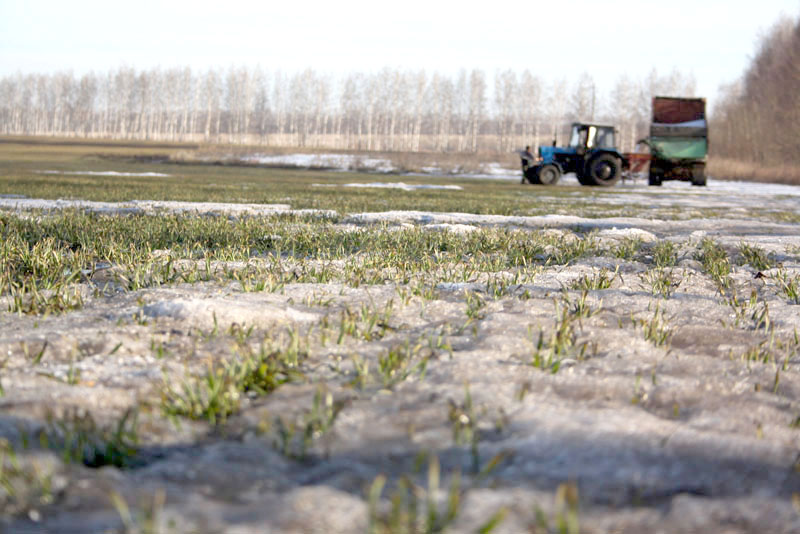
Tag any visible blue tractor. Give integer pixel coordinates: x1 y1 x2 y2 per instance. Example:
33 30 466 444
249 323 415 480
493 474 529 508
521 123 627 186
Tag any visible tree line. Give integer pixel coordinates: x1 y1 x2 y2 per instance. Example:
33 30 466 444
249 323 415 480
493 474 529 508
0 66 696 153
712 14 800 167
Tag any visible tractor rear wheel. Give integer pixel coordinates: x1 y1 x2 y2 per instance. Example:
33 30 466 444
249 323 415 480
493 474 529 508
537 164 561 185
585 154 621 186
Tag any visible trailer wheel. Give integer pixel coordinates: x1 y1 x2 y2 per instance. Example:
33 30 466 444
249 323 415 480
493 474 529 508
585 154 621 186
537 164 561 185
648 167 663 186
691 163 706 186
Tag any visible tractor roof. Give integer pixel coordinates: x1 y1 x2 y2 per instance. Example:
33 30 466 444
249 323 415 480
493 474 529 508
571 122 616 129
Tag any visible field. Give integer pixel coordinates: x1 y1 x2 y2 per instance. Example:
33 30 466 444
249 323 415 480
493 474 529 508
0 138 799 533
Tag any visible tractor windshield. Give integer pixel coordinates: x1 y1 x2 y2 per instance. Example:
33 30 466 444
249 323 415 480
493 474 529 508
568 125 588 148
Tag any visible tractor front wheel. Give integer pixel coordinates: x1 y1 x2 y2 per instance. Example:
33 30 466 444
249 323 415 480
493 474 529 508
537 164 561 185
585 154 621 186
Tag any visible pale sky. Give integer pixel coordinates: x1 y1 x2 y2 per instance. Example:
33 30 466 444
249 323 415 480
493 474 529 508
2 0 799 110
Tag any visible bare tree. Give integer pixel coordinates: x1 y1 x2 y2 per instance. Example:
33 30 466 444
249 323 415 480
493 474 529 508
76 73 97 137
569 72 596 123
608 74 639 152
339 72 362 150
201 69 222 142
518 70 543 150
713 14 800 168
467 70 486 152
547 77 569 145
493 70 517 152
411 70 427 152
252 67 270 144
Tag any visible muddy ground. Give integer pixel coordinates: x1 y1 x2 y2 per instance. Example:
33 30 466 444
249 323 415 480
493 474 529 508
1 184 799 533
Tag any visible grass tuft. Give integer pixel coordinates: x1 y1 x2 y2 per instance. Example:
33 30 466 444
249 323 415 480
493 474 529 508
737 243 773 271
636 304 673 347
43 409 140 469
652 240 678 268
570 267 618 291
696 239 732 293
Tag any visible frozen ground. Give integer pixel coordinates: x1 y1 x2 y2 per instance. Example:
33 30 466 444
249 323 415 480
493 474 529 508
239 153 396 173
1 181 799 533
0 198 335 218
228 152 513 178
34 170 173 178
312 182 463 192
7 168 800 215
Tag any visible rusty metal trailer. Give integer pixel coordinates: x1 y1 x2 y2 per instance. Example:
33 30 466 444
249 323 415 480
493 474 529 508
645 96 708 186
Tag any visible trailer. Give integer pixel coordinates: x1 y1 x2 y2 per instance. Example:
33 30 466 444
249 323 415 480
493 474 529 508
645 96 708 186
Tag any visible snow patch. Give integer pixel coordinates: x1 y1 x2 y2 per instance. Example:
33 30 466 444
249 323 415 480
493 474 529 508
597 228 658 243
454 162 521 181
0 198 335 218
313 182 462 192
436 282 484 292
423 223 478 234
341 210 800 239
142 297 319 328
241 153 395 173
228 152 524 180
344 210 590 228
36 170 172 177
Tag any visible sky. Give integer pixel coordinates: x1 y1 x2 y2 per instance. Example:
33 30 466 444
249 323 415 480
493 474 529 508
2 0 799 110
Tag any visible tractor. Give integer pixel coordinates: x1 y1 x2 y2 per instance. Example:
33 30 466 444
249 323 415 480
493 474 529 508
521 123 627 187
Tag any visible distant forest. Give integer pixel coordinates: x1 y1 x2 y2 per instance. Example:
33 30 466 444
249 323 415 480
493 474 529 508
711 14 800 169
0 67 695 154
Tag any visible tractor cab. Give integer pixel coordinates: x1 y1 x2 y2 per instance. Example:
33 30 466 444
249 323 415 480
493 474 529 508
568 123 616 152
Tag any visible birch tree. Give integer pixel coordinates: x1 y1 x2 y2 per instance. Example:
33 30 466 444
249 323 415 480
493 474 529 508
468 69 486 152
609 74 639 152
569 72 595 123
202 69 222 141
518 70 543 149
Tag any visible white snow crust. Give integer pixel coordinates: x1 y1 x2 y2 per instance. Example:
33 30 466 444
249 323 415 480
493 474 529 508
312 182 463 191
143 297 319 328
36 170 172 177
0 198 335 217
241 153 395 173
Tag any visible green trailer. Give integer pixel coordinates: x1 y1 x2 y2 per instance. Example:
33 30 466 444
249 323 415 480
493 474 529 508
646 97 708 186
